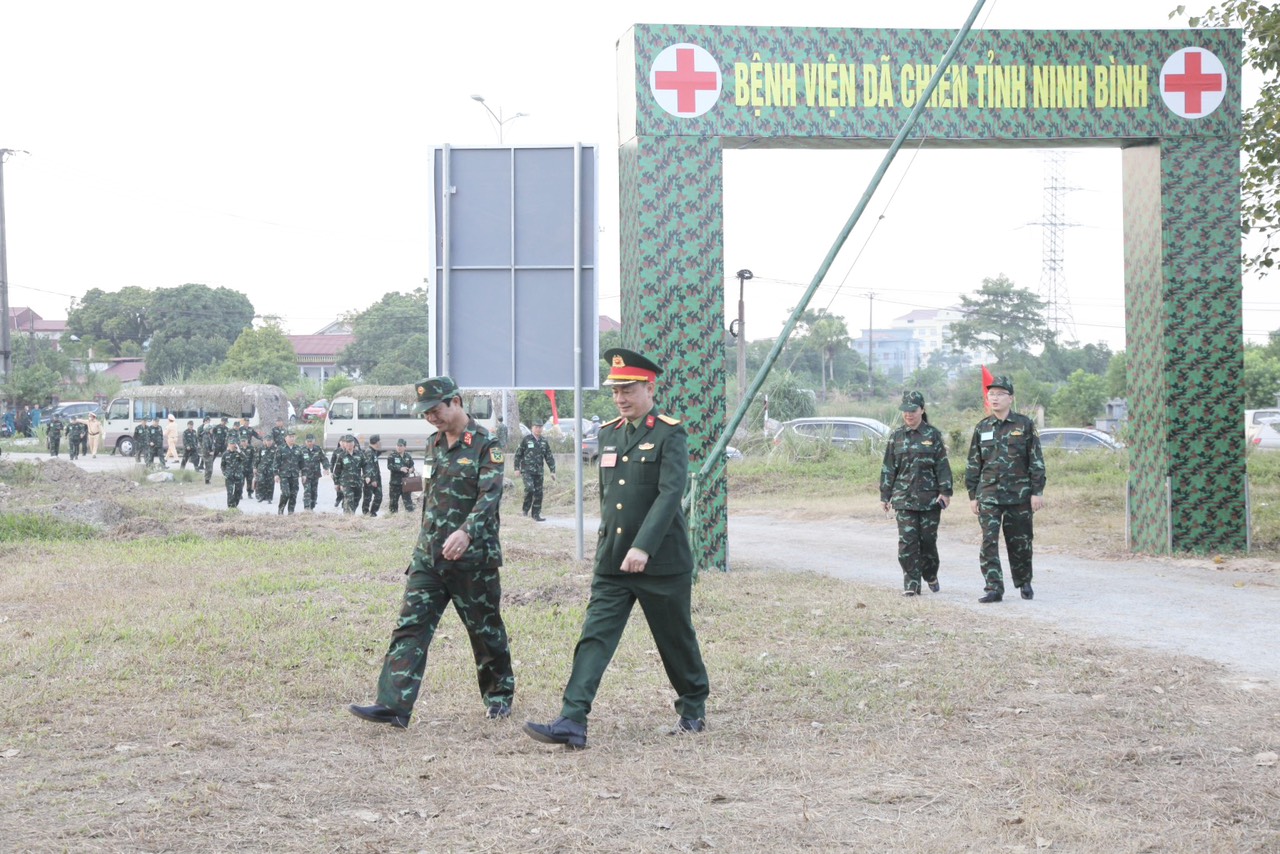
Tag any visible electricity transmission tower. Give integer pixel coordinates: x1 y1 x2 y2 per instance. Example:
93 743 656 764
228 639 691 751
1033 150 1079 342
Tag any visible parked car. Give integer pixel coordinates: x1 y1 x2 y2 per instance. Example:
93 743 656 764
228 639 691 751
1245 409 1280 449
50 401 103 421
1038 427 1124 452
302 399 329 422
773 416 891 450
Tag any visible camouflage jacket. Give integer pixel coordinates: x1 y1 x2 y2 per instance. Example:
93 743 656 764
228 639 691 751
68 421 86 441
299 445 329 477
362 448 383 484
236 425 262 446
255 445 278 478
147 425 164 449
48 419 64 440
385 450 416 481
211 424 229 450
333 448 364 488
270 425 287 445
514 435 555 475
880 421 953 511
182 428 198 451
417 419 504 569
964 411 1046 504
275 443 303 477
221 449 247 479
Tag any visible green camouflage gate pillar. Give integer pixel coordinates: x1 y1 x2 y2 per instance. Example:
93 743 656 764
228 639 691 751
618 25 1243 568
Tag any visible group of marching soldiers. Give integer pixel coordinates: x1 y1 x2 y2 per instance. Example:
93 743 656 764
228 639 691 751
153 415 418 516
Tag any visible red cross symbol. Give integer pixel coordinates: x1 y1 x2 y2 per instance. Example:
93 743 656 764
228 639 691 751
1164 50 1224 115
654 47 719 114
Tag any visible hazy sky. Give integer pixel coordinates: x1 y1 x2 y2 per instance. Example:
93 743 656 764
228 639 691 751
0 0 1265 352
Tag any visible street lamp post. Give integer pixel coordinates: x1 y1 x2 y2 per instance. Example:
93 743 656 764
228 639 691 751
732 269 753 404
470 95 528 144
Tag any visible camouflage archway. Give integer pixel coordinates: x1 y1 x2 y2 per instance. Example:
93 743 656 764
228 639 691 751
618 24 1243 567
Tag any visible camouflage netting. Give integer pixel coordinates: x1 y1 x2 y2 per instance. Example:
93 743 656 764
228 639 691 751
122 384 289 424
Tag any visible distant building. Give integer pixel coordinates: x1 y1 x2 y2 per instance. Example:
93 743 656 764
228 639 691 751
851 327 921 383
889 305 994 375
288 323 356 382
7 307 67 349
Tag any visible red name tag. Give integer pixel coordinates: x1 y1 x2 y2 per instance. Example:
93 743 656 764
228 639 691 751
600 453 618 468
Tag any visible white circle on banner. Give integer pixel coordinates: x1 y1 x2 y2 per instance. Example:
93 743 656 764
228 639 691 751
1159 47 1227 119
649 43 722 118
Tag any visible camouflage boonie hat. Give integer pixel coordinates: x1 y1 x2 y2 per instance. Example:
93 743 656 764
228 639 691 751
899 390 925 412
987 375 1015 394
412 376 460 414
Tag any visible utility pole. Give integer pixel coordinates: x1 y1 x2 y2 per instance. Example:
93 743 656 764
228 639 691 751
0 148 22 378
732 269 752 404
866 292 876 394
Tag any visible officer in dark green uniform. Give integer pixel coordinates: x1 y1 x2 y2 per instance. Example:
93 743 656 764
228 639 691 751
348 376 514 729
880 390 952 596
965 376 1047 603
525 348 710 749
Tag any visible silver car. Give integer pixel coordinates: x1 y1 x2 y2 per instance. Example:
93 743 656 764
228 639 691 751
1038 427 1124 451
773 416 891 450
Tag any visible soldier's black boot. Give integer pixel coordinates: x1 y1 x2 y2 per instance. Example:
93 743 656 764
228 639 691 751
348 703 409 729
670 717 705 735
1020 582 1034 600
524 716 587 749
978 590 1003 603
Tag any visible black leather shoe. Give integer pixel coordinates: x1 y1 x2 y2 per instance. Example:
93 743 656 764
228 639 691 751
486 703 512 720
927 579 941 593
1020 582 1034 600
348 703 409 729
533 515 546 522
670 717 705 734
978 592 1003 603
524 716 587 748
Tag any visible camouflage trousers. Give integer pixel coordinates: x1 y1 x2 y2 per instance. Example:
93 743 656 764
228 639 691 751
978 502 1034 594
362 479 383 516
277 475 299 514
894 507 942 592
388 477 415 513
375 553 515 716
225 475 244 508
520 471 545 516
301 474 321 510
340 480 363 514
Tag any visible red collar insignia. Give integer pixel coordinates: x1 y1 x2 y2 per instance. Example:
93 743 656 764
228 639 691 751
645 415 655 429
463 432 472 446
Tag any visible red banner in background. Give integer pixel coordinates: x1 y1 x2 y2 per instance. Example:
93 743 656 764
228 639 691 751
981 365 995 413
545 390 559 424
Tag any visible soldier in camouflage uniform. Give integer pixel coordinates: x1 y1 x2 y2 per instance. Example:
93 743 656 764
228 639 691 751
385 438 417 514
221 439 247 508
965 376 1047 603
201 426 217 484
180 421 200 470
67 418 85 460
880 391 953 596
146 417 166 467
269 417 287 447
254 435 278 503
361 435 384 517
47 415 64 457
299 434 330 511
133 420 147 462
333 435 364 514
275 432 303 515
348 376 513 729
211 416 230 461
514 422 555 521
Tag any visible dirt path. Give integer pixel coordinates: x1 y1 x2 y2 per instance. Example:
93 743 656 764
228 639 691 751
724 512 1280 688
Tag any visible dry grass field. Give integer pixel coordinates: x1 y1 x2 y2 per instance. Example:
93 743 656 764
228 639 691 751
1 457 1278 852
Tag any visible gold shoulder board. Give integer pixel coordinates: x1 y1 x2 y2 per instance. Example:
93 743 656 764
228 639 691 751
657 414 681 425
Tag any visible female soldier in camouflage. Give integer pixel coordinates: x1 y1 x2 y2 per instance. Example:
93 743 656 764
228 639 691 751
880 391 953 596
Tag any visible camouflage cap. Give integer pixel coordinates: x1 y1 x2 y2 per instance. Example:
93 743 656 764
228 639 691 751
396 438 407 446
899 390 925 412
304 433 316 440
411 376 459 414
987 375 1015 394
369 434 381 445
